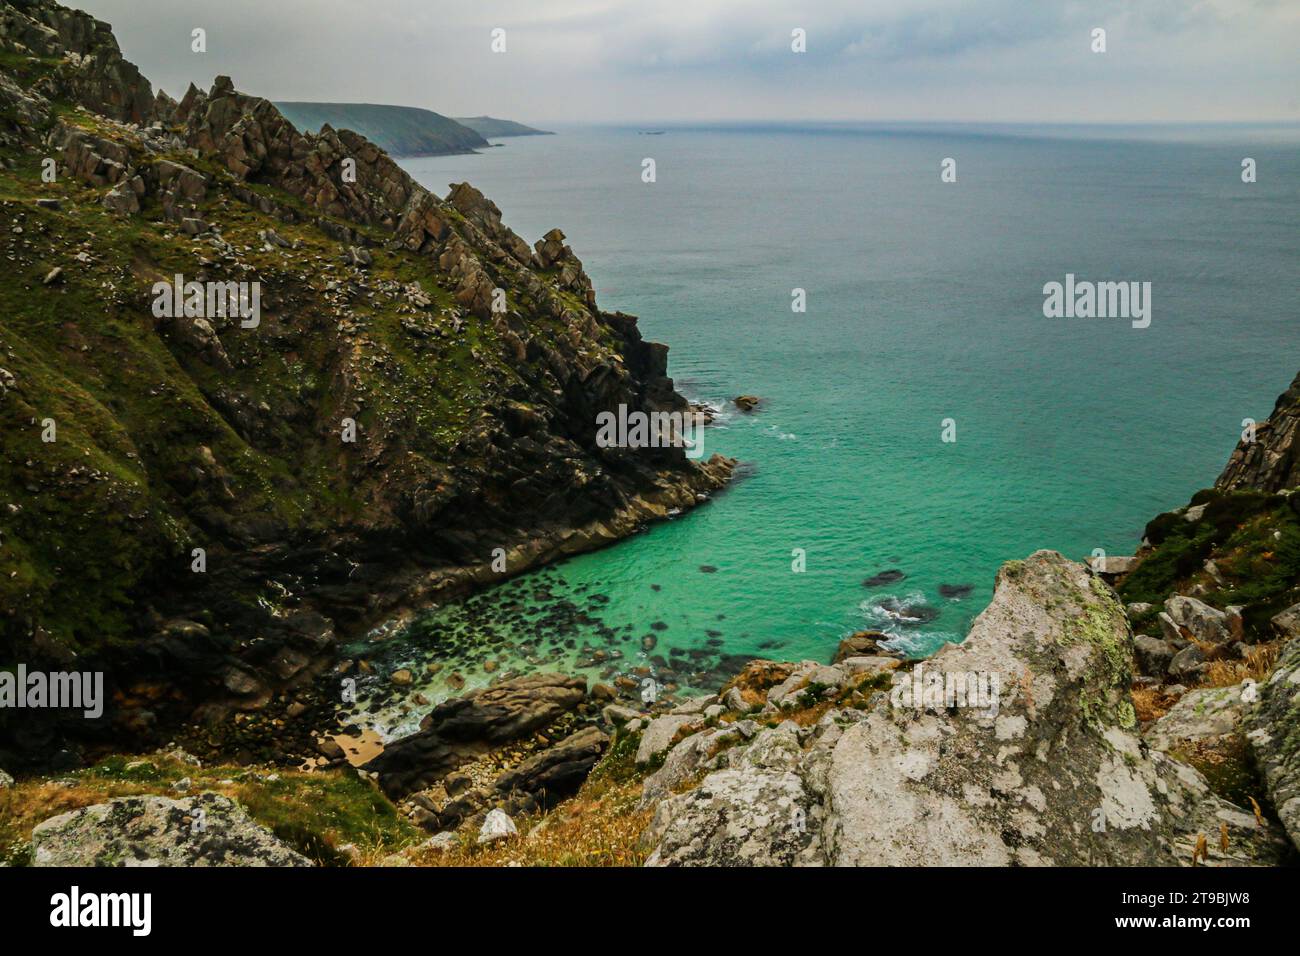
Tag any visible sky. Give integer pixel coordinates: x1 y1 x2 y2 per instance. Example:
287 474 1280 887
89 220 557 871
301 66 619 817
76 0 1300 125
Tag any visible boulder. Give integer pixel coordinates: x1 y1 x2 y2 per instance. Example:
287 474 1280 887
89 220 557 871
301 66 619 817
765 661 819 707
362 673 587 797
1133 634 1176 678
639 725 740 806
420 832 459 853
1089 555 1137 577
31 793 311 867
0 767 12 789
833 630 897 663
492 725 608 812
1271 602 1300 641
837 656 901 680
719 659 799 708
601 704 641 725
477 808 517 844
1168 644 1207 680
101 180 139 216
642 768 816 866
814 553 1283 866
670 694 717 715
1145 684 1250 754
1160 595 1231 645
636 714 699 765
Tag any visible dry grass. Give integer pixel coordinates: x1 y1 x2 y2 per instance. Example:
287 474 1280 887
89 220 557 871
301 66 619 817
1131 684 1180 723
409 778 651 867
1201 642 1281 688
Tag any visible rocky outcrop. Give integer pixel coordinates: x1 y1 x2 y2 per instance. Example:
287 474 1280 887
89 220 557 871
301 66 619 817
832 629 902 663
491 725 609 813
0 0 154 123
362 674 587 798
1217 370 1300 493
638 552 1290 866
31 793 311 866
1247 634 1300 852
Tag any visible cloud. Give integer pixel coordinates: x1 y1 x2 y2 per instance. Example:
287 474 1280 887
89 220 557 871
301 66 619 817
76 0 1300 122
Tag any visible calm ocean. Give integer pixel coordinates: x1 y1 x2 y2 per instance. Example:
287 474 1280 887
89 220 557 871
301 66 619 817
353 123 1299 734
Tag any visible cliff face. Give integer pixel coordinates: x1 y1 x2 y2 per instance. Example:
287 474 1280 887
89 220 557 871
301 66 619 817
0 0 732 762
1217 371 1300 493
1119 372 1300 637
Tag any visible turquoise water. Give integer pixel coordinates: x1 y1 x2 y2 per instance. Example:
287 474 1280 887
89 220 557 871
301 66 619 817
355 124 1300 734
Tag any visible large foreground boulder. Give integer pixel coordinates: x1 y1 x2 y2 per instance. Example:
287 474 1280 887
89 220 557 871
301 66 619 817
31 793 310 866
640 552 1289 866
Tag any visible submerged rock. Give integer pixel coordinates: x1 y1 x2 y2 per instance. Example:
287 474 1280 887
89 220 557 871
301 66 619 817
870 596 940 624
863 569 906 587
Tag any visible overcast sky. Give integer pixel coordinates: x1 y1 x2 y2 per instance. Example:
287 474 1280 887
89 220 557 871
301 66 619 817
77 0 1300 125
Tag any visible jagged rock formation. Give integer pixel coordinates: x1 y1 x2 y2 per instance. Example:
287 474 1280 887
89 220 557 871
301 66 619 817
637 552 1290 866
0 0 733 765
31 792 311 866
1218 370 1300 493
0 0 153 123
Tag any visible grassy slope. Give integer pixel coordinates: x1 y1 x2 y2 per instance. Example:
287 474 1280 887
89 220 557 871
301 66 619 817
0 66 625 660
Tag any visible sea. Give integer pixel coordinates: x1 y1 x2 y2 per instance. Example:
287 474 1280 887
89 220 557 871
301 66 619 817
346 121 1300 737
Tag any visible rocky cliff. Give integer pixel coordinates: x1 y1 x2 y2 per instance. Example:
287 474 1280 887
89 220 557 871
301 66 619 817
0 0 732 767
1217 370 1300 493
